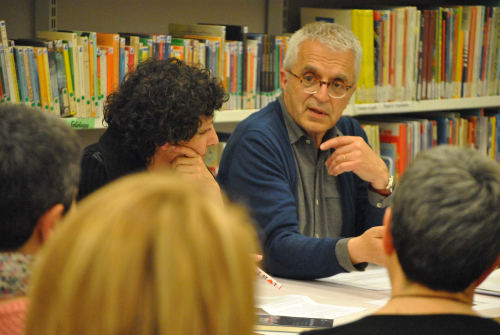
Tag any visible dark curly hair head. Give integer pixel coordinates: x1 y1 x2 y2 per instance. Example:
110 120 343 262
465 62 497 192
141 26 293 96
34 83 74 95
103 57 228 165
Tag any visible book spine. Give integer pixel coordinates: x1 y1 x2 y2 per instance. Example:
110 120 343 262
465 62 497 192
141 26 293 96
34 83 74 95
14 47 28 105
62 43 76 116
46 43 59 115
417 10 425 101
96 47 102 117
54 41 71 117
22 47 34 106
8 47 19 103
119 37 125 86
0 45 10 102
0 21 17 102
34 48 48 110
100 47 108 113
88 39 96 117
27 47 41 109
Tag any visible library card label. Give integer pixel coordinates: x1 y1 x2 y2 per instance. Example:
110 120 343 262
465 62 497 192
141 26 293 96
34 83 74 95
65 118 94 129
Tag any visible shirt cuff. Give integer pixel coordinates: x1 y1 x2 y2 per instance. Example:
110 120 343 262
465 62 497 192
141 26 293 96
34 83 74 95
367 186 392 209
335 238 368 272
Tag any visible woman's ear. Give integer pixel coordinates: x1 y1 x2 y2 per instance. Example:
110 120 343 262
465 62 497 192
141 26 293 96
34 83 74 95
160 143 170 151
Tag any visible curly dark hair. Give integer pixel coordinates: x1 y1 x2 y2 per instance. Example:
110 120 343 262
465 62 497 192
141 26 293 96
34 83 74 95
103 57 228 165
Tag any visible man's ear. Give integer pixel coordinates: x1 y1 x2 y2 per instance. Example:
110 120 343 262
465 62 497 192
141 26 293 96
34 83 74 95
279 68 288 91
36 203 65 244
475 255 500 287
382 207 394 255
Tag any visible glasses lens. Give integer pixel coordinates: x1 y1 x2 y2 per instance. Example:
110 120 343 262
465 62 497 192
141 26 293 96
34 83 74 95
301 75 319 90
328 80 347 97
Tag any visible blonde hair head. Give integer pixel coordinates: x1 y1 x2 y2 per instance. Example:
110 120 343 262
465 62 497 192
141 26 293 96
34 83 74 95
26 172 259 335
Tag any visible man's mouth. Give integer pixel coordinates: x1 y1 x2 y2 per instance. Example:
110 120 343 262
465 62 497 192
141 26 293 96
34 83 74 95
308 107 327 118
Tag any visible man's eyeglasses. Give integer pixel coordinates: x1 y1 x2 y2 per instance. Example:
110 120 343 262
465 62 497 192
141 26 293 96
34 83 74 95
287 70 352 99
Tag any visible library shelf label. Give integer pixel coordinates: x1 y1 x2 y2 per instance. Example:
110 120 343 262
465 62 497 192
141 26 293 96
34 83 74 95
63 118 95 129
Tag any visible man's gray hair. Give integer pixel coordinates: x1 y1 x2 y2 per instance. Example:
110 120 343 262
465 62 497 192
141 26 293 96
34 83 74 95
0 104 81 251
283 21 363 84
391 146 500 292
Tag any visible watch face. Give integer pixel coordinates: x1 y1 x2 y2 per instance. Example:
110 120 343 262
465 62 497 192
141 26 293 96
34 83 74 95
386 176 395 191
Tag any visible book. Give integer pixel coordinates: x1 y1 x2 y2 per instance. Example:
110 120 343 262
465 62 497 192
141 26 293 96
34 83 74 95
13 46 29 105
7 47 19 103
33 47 49 110
99 46 114 98
77 36 91 117
62 42 76 116
53 40 72 117
0 21 17 102
254 314 333 332
358 119 408 180
99 47 108 114
119 37 125 85
380 142 397 176
169 23 226 81
37 31 82 114
96 32 120 93
19 47 35 107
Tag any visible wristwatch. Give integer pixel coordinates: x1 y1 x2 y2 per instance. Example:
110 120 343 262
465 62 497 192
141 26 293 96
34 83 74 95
385 175 395 193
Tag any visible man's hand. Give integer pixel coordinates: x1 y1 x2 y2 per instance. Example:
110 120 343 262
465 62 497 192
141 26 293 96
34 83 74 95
170 145 223 205
321 136 390 190
347 226 386 267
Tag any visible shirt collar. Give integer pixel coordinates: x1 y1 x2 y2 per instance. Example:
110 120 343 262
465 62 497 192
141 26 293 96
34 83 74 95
279 93 343 145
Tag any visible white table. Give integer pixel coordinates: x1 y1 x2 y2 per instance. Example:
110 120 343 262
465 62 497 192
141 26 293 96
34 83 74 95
254 272 500 329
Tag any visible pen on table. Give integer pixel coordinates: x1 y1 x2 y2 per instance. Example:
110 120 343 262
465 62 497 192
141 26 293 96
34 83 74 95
256 267 282 290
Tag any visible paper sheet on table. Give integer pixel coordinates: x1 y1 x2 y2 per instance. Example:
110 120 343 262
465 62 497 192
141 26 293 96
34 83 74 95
476 268 500 296
317 268 391 291
366 294 500 311
255 294 365 319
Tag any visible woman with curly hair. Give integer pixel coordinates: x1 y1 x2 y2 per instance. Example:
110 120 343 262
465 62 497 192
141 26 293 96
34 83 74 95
77 57 228 203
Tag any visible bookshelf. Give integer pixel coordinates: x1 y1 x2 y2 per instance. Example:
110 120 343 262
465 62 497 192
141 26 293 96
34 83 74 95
4 1 500 136
61 96 500 131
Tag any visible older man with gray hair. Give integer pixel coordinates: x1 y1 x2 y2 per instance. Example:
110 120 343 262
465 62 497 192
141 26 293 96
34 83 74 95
218 22 391 279
305 146 500 334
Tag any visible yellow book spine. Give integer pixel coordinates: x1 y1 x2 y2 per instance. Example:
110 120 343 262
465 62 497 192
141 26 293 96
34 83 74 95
8 47 19 103
88 39 96 117
351 9 362 103
42 49 54 112
34 48 48 110
62 44 76 116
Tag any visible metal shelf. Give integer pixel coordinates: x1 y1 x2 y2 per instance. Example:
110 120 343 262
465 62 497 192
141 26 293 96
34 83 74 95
63 96 500 130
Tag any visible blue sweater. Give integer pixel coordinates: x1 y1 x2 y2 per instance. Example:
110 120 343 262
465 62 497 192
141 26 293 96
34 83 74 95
217 100 385 280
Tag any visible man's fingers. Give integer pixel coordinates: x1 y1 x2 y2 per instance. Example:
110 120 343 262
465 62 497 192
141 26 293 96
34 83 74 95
170 144 199 158
328 161 356 176
320 136 357 151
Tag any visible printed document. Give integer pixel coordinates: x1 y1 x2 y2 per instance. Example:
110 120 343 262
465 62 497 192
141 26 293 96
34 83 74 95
476 268 500 296
317 268 391 291
255 294 365 319
366 294 500 311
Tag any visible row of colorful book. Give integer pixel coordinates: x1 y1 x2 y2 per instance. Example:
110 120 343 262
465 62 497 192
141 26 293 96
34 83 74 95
357 108 500 180
302 6 500 104
0 20 288 118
